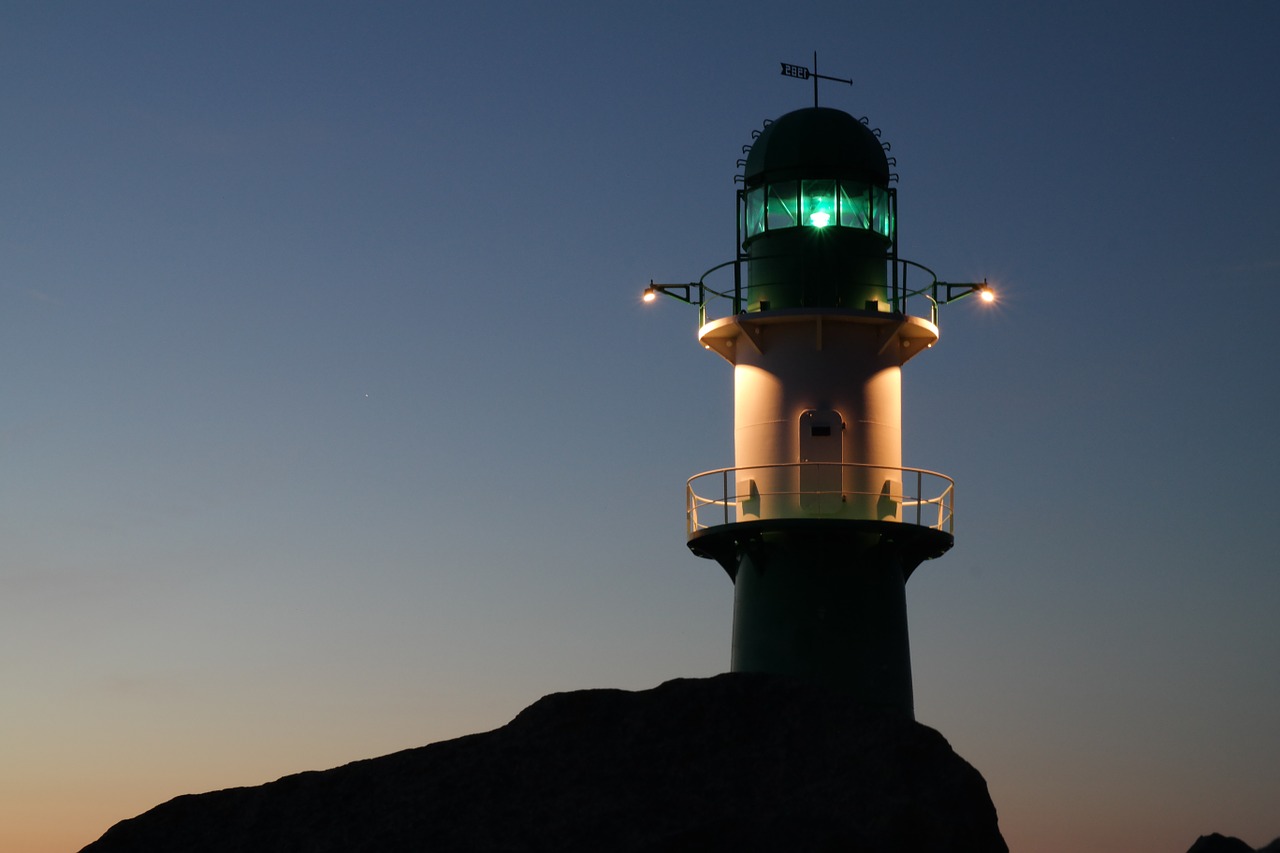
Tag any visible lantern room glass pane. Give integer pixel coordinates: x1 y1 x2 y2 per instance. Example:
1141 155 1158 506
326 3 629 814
839 181 871 229
870 186 893 237
766 181 798 230
744 188 765 238
801 180 836 228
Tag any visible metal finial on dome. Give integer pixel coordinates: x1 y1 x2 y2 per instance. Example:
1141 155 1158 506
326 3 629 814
779 51 852 107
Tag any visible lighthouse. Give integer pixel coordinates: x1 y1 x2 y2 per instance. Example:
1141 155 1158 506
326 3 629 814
645 92 990 719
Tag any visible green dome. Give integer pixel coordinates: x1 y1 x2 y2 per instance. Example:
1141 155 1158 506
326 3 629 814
744 107 890 188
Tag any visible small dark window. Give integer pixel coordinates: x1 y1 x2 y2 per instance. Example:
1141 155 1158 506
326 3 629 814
811 425 832 437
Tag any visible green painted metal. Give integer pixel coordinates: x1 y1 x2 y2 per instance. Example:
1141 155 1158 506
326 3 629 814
688 518 953 719
744 227 890 311
744 108 889 186
729 528 915 716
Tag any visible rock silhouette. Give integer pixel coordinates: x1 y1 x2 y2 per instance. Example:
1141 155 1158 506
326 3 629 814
81 673 1007 852
1187 835 1280 853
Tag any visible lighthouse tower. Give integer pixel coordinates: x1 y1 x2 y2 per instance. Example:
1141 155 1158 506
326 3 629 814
646 99 989 719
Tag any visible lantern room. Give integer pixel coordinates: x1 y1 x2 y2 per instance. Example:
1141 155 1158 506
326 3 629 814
739 107 896 313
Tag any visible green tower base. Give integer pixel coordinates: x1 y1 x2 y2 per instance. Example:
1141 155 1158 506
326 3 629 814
688 519 952 719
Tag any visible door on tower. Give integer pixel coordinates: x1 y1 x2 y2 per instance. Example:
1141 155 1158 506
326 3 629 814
799 409 843 515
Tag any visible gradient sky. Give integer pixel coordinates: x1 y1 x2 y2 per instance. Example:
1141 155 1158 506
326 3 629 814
3 3 1278 851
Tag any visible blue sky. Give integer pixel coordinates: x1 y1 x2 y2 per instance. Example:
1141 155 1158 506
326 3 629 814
2 2 1278 851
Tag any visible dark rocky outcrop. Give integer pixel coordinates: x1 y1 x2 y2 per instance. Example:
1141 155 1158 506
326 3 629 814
1188 835 1256 853
1188 835 1280 853
81 673 1007 852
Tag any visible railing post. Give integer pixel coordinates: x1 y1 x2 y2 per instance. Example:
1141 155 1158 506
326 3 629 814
914 470 920 526
723 468 729 526
687 481 693 537
733 257 742 315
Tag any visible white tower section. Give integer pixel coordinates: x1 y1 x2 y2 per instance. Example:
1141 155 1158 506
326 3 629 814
700 310 938 524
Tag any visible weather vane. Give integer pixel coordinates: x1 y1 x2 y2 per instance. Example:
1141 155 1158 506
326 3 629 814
780 51 852 107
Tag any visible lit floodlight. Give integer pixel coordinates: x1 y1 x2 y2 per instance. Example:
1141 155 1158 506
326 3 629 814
642 287 657 303
979 287 995 303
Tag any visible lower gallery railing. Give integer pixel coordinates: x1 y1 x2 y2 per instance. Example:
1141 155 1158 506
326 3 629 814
686 462 954 537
